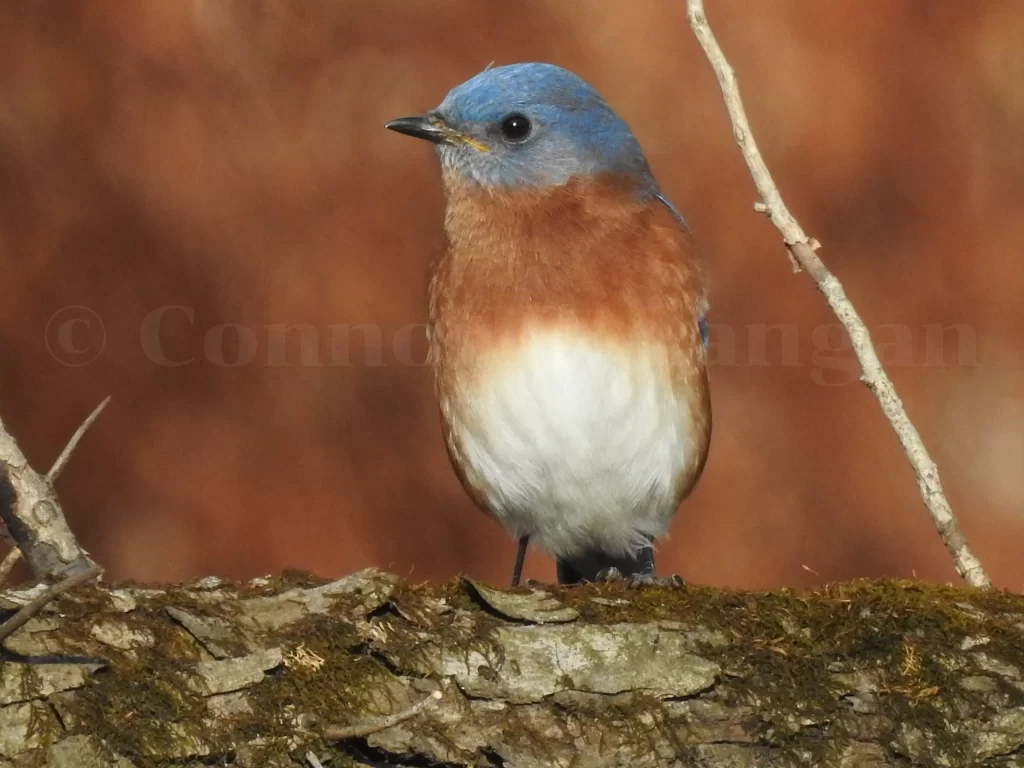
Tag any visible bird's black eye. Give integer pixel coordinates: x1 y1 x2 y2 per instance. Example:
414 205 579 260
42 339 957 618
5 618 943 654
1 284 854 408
499 113 532 142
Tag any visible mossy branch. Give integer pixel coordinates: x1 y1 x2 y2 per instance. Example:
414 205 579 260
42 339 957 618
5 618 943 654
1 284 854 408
0 569 1021 767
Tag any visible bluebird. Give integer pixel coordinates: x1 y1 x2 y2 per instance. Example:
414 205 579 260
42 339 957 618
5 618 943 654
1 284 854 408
387 63 711 586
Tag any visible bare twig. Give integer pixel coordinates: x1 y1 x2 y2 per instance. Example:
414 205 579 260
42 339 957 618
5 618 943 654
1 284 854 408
0 548 22 589
323 690 442 740
47 396 111 483
0 564 103 645
685 0 991 588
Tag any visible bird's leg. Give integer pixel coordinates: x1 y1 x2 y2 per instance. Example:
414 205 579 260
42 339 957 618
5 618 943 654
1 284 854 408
510 535 529 587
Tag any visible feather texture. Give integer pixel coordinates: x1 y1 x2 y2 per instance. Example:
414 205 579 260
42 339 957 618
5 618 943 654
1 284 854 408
429 174 711 559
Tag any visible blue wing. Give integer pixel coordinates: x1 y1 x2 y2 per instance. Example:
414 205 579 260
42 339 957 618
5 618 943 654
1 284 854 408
655 191 689 232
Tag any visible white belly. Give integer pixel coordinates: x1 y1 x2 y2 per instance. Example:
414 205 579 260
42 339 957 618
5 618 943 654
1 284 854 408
446 330 698 558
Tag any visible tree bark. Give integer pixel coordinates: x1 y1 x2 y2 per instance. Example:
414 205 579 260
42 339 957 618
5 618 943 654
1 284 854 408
0 569 1020 768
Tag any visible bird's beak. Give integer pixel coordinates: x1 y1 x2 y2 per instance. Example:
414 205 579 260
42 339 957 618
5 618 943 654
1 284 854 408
385 115 490 152
385 115 449 144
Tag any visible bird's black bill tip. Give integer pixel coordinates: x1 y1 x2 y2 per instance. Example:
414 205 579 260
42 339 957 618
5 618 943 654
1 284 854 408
385 115 447 144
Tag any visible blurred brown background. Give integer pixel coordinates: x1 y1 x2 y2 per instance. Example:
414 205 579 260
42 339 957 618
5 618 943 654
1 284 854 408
0 0 1021 589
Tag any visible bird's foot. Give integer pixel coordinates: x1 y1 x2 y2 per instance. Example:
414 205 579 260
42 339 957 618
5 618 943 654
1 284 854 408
595 568 685 588
594 566 625 583
630 573 686 588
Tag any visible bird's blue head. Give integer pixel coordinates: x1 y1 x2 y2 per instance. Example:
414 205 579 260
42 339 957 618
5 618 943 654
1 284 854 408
387 63 655 192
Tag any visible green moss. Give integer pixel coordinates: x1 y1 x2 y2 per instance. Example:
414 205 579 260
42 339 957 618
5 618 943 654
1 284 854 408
258 613 384 720
399 578 511 668
61 587 220 760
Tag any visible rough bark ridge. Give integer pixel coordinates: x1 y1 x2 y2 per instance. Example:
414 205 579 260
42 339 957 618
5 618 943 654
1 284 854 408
0 569 1020 767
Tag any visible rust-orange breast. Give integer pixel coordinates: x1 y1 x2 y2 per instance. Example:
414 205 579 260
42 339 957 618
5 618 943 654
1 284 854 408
427 173 712 550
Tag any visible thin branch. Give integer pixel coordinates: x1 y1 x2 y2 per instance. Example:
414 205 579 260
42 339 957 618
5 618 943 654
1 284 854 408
685 0 991 588
323 690 442 740
0 564 103 645
0 548 22 589
47 396 111 483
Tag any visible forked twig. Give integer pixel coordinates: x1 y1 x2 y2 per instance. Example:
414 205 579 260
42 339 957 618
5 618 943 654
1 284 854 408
685 0 990 588
0 399 105 579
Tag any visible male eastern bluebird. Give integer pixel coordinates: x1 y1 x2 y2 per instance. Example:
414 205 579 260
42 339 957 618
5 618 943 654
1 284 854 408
387 63 711 586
